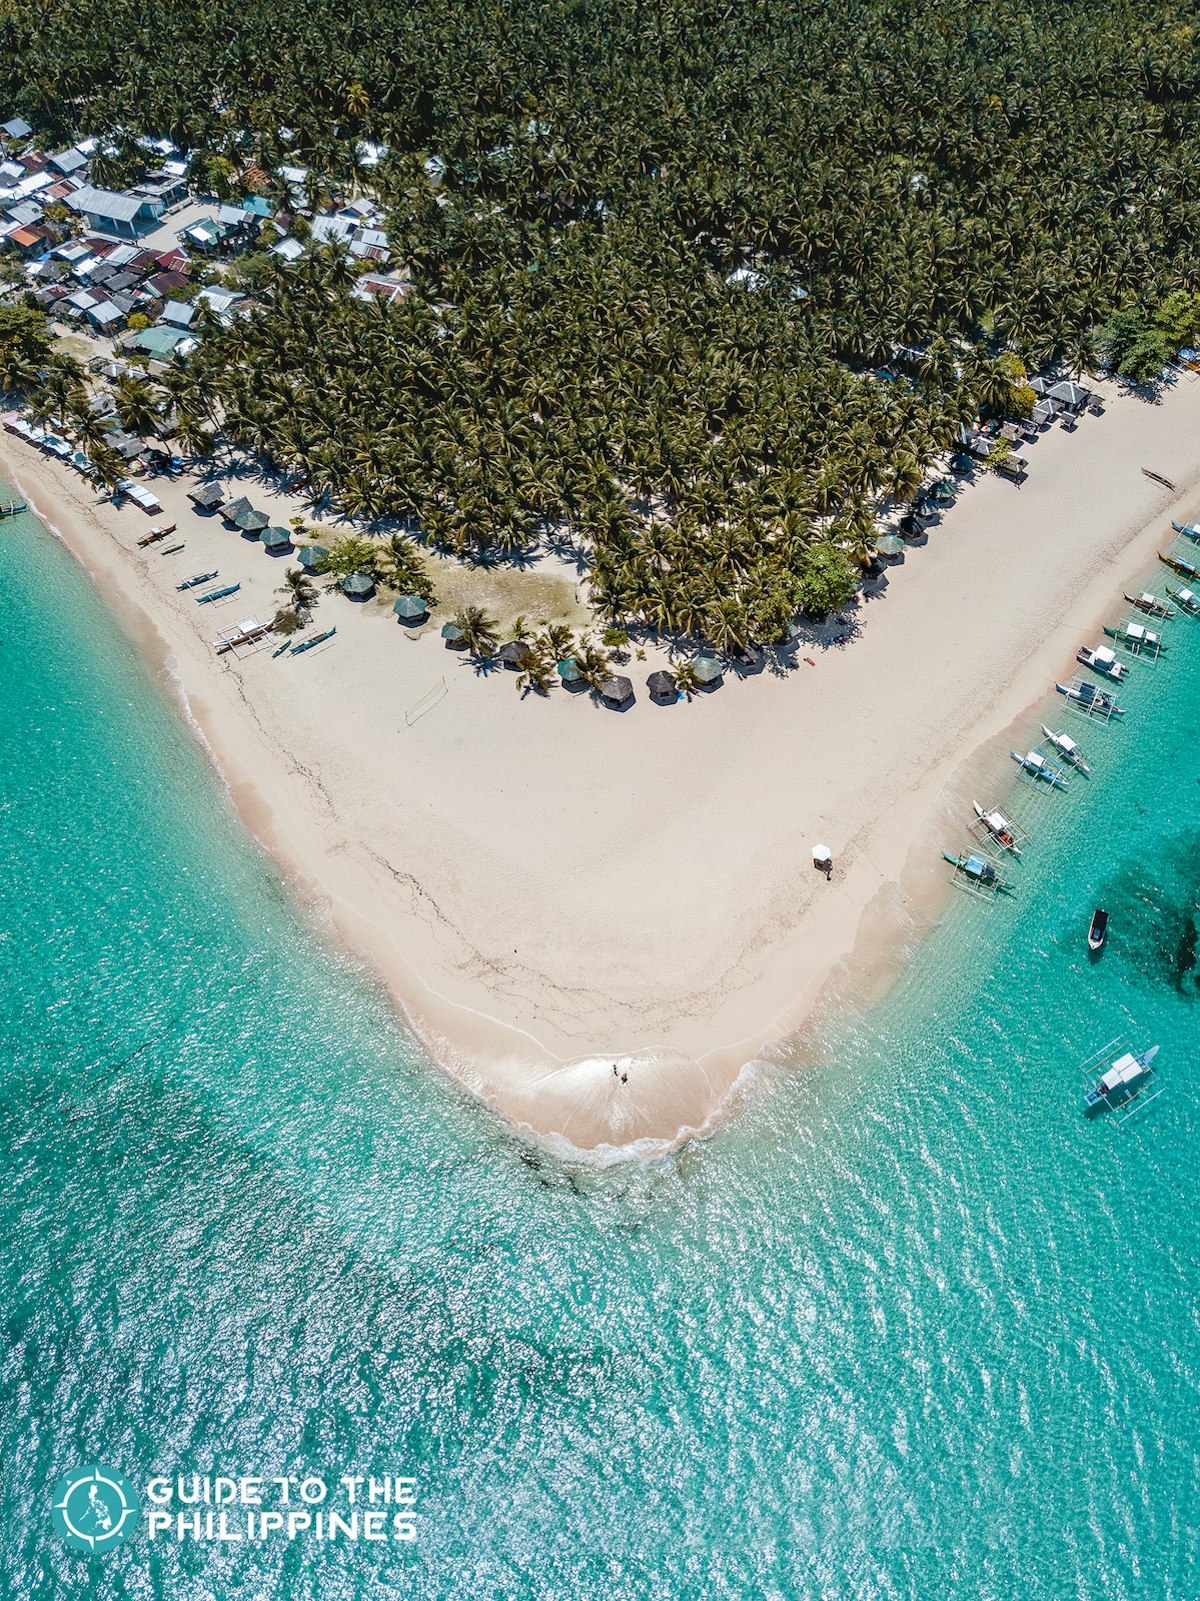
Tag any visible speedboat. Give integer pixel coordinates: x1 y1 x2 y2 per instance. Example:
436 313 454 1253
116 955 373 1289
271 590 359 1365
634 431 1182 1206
1088 908 1108 953
1041 725 1090 773
1077 644 1128 680
1010 749 1068 788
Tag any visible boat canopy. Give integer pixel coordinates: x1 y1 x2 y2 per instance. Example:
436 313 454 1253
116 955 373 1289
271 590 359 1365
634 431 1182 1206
1094 646 1116 664
1057 733 1077 753
1127 623 1146 640
985 811 1006 831
1100 1054 1143 1092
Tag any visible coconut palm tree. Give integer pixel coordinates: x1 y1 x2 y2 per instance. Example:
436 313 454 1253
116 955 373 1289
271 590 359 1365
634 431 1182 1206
277 567 318 616
453 605 499 658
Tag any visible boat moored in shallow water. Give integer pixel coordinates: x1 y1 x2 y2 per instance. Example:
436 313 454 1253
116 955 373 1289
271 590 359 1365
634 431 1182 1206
1077 643 1128 680
1055 680 1126 717
1171 520 1200 544
971 802 1026 855
1159 549 1199 579
1010 748 1068 788
1165 584 1200 616
1041 725 1090 773
942 849 1014 896
1103 620 1165 656
1123 590 1174 618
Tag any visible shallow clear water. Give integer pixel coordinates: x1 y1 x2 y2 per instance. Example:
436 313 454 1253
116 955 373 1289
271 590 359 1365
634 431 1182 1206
1 495 1197 1599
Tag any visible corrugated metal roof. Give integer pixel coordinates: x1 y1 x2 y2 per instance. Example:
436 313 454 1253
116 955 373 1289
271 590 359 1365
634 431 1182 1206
67 185 143 223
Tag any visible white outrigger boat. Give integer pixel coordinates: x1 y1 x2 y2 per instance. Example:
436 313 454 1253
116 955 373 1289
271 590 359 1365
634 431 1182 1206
1122 590 1174 619
1040 725 1090 773
1077 643 1128 680
1079 1038 1162 1124
1170 519 1200 544
971 802 1027 855
1010 748 1068 788
1165 583 1200 616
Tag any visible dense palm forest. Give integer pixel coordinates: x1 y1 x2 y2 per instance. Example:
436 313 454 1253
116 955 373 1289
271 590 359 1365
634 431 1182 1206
5 0 1200 644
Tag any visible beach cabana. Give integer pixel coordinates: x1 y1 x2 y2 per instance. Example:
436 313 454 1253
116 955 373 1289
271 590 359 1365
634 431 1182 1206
693 654 723 685
495 640 532 670
441 621 466 647
598 674 634 707
220 495 253 524
392 594 428 622
929 478 957 504
260 525 292 552
340 571 375 599
1048 380 1088 410
1030 399 1058 429
647 669 678 701
188 482 224 509
556 656 582 683
950 452 975 473
876 533 906 559
234 509 270 534
296 545 328 572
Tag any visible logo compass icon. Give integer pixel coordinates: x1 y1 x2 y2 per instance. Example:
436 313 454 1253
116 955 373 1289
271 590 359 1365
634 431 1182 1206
51 1464 141 1553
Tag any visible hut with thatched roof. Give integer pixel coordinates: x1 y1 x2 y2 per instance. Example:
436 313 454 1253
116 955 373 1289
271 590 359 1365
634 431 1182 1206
188 481 224 509
647 669 678 701
260 525 292 553
220 495 253 524
599 674 634 706
693 654 723 685
495 640 532 670
340 571 375 599
297 545 328 572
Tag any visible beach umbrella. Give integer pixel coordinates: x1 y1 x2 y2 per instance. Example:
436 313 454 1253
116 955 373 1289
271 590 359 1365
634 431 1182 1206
598 674 633 705
876 533 906 558
692 654 723 684
392 594 428 620
647 669 677 699
260 525 292 551
296 545 328 571
556 656 582 682
234 508 269 533
340 571 375 597
441 621 465 644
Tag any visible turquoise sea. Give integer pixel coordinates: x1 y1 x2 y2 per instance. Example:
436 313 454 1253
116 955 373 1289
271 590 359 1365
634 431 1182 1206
1 492 1198 1600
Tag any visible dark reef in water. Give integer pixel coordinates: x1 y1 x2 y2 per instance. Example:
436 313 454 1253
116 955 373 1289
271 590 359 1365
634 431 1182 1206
1093 831 1200 999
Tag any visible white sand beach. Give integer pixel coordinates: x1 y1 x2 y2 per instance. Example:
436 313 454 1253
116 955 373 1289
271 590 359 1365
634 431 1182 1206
6 374 1200 1155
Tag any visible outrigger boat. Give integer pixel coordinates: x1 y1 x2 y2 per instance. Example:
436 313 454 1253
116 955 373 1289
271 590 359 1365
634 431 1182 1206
1040 725 1090 773
136 522 177 547
1159 549 1199 579
942 849 1014 895
272 639 292 658
1122 590 1174 619
1055 680 1126 717
1010 748 1068 788
1165 584 1200 616
213 616 274 654
1103 619 1165 655
177 570 218 590
160 543 185 555
1079 1038 1161 1123
0 499 27 519
1171 520 1200 544
196 583 241 604
971 802 1025 855
1076 643 1128 680
1088 907 1109 953
290 627 336 654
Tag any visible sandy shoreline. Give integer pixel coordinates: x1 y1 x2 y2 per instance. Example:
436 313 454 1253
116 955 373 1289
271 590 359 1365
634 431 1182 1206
6 373 1200 1156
